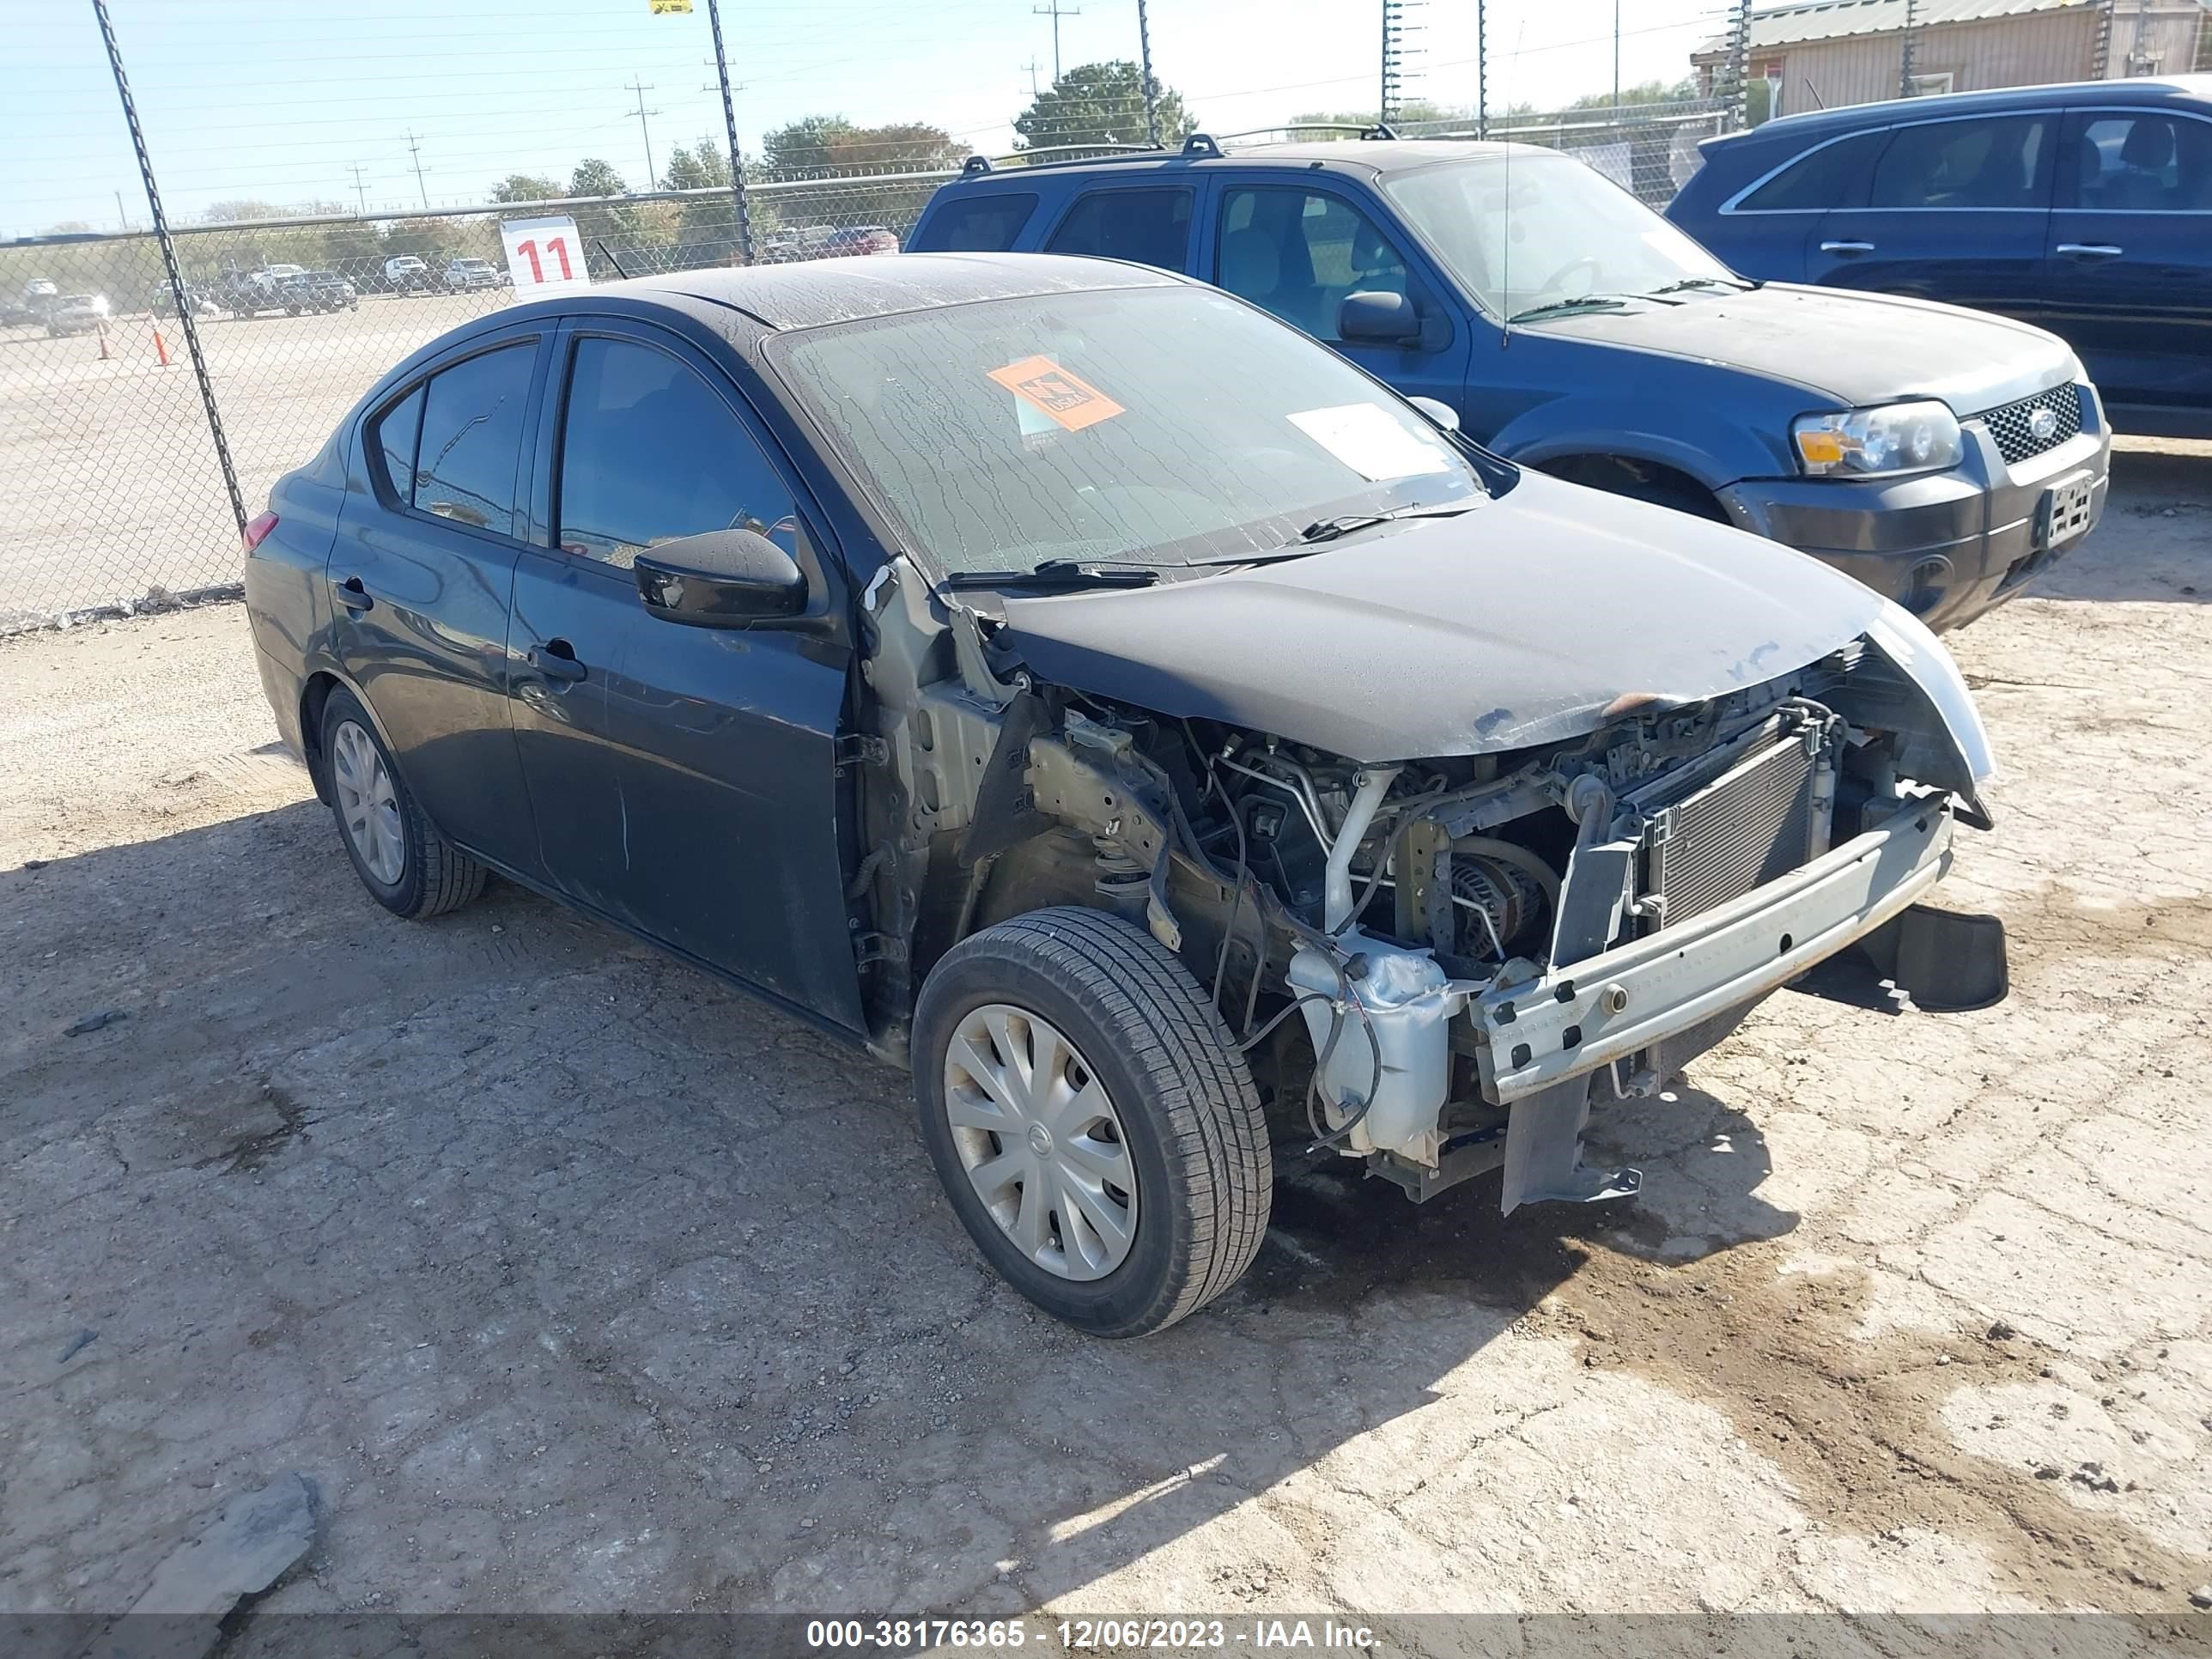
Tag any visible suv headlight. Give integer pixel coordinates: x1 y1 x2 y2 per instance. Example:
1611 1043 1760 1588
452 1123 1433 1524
1792 401 1961 477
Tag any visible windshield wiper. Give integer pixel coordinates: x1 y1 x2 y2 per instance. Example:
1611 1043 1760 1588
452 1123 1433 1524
1291 502 1477 547
942 558 1161 592
1643 276 1750 296
1506 295 1635 324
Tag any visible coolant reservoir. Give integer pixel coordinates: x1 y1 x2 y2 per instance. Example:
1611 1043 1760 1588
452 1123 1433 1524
1287 930 1468 1161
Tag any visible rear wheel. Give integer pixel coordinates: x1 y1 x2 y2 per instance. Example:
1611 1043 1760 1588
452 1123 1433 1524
914 908 1271 1338
318 689 485 920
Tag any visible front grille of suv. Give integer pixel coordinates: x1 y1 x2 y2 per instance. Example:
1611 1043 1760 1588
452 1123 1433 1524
1980 382 2082 467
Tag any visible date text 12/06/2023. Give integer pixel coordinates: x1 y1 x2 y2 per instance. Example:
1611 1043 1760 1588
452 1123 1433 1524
804 1618 1381 1651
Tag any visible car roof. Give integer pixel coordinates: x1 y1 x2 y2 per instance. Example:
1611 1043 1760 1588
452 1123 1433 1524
1705 73 2212 153
617 251 1188 334
941 136 1540 191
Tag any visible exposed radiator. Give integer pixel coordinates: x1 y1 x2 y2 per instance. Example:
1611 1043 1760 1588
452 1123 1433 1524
1644 732 1820 927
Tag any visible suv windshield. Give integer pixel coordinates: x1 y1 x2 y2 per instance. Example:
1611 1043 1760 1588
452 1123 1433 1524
1388 152 1736 319
774 286 1485 578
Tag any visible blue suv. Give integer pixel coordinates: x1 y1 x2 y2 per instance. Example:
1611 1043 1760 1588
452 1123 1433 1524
1668 76 2212 439
910 131 2108 630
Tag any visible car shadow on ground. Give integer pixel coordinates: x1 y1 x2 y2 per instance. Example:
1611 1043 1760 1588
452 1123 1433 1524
1 802 1799 1621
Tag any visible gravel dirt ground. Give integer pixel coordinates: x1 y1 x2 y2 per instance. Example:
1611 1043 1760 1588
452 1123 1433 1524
3 442 2209 1649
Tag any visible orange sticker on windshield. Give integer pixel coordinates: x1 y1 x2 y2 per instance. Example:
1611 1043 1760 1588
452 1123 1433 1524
987 356 1124 432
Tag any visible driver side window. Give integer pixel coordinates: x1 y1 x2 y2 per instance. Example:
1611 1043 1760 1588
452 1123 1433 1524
1218 186 1410 343
555 335 797 568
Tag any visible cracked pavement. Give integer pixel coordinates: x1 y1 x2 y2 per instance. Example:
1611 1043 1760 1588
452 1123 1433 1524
3 441 2209 1641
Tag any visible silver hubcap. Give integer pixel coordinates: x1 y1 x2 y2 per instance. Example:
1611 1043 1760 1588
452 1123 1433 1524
944 1004 1139 1281
331 720 404 886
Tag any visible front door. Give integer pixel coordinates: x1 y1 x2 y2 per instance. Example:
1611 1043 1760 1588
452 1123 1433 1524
507 323 865 1030
2042 106 2212 416
1206 181 1474 428
1808 110 2057 328
331 331 547 878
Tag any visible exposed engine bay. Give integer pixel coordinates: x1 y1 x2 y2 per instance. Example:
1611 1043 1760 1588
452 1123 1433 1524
851 556 2007 1213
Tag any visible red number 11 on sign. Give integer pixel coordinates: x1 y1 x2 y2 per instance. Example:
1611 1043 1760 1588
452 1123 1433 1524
514 235 574 283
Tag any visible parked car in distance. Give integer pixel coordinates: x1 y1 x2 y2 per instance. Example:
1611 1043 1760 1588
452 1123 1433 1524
444 257 502 291
1667 76 2212 439
820 224 900 257
303 270 359 311
214 267 306 319
245 255 2004 1335
385 255 437 296
150 282 220 319
762 225 836 263
913 133 2109 630
46 294 111 336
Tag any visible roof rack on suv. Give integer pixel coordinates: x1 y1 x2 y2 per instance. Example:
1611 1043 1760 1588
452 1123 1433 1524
960 143 1164 176
1181 122 1401 157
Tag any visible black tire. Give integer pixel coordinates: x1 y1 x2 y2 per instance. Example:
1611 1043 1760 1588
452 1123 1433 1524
914 907 1271 1338
318 689 486 920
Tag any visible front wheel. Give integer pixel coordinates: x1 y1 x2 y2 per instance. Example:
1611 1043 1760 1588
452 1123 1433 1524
914 908 1271 1338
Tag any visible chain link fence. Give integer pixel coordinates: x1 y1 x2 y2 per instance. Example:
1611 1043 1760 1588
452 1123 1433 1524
0 173 961 633
1 98 1733 634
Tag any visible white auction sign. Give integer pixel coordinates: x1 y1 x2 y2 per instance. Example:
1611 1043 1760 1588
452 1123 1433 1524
499 215 592 295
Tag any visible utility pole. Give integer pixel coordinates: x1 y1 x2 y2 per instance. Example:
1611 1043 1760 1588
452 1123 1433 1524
1020 56 1043 95
626 76 660 188
1032 0 1079 82
1613 0 1621 112
1137 0 1158 147
347 164 368 214
114 189 129 231
404 130 428 210
703 0 753 264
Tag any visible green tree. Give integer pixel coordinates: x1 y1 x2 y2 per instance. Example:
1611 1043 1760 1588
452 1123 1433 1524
1565 76 1698 112
568 159 629 199
661 140 732 191
203 200 283 223
1013 61 1193 151
761 117 967 180
491 173 562 204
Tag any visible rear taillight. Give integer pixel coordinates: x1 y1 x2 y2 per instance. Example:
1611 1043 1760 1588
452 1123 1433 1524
242 510 278 552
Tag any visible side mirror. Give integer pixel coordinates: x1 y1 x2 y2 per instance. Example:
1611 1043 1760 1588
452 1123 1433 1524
1339 289 1421 344
633 528 806 627
1407 396 1460 433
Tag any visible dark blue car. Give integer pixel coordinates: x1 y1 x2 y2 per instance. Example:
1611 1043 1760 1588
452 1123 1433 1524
912 132 2108 630
1668 76 2212 439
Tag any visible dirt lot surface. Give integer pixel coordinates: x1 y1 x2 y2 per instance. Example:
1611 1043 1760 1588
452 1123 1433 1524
3 443 2210 1647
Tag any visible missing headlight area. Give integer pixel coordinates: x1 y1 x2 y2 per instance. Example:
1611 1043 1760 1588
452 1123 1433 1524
852 565 2007 1221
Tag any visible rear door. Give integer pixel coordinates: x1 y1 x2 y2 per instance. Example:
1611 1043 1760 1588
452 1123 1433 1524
1808 110 2057 325
1040 182 1202 272
1205 179 1472 423
332 327 547 878
506 320 866 1029
2042 104 2212 415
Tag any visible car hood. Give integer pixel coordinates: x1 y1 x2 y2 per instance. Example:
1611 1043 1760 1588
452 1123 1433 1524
1528 283 2079 414
994 471 1887 763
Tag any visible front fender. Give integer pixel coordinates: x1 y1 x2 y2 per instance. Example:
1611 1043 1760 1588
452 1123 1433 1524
1489 398 1776 492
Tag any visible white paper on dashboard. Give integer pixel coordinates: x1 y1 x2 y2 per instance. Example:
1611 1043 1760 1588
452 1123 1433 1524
1287 403 1452 481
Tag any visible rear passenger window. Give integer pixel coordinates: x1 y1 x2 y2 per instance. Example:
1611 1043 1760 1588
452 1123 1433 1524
414 343 536 538
2068 112 2212 211
1870 116 2051 210
555 336 798 568
1044 188 1194 270
1736 131 1886 210
368 386 422 505
912 192 1040 252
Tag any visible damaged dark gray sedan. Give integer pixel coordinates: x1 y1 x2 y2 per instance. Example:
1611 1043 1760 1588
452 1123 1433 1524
246 254 2008 1337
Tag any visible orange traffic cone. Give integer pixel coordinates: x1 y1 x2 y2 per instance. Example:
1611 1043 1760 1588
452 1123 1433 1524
97 323 111 362
152 325 170 367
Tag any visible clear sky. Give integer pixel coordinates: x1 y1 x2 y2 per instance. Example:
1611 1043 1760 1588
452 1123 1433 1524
3 0 1726 235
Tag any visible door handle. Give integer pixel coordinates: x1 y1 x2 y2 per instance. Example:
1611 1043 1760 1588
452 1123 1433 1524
334 575 373 612
2054 242 2123 259
1819 240 1875 255
528 640 587 684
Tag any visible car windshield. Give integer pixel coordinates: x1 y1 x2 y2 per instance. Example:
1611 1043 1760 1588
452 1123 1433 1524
1387 152 1736 319
773 286 1485 578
